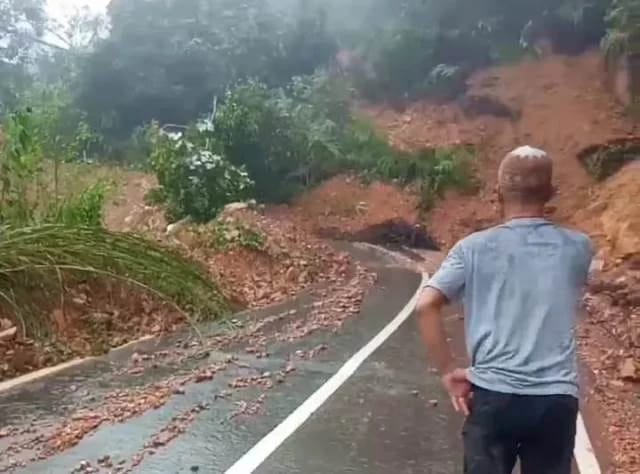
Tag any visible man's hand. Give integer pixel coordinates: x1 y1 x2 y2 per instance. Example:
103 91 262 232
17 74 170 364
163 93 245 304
442 367 472 416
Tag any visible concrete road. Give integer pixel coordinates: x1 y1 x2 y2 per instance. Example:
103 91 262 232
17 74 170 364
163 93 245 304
0 246 586 474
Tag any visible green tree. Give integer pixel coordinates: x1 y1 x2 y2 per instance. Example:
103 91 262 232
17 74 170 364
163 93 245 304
75 0 337 144
0 0 45 110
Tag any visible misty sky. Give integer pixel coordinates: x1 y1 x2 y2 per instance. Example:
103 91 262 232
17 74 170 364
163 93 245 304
47 0 109 21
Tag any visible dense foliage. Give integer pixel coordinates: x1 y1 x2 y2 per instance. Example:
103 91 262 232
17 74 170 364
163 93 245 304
75 0 337 144
602 0 640 62
146 74 475 222
0 94 99 226
2 0 619 148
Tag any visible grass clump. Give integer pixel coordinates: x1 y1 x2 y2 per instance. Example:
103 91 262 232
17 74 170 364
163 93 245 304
579 139 640 180
209 221 266 252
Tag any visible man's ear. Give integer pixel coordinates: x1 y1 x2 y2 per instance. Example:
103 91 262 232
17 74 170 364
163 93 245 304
496 184 504 206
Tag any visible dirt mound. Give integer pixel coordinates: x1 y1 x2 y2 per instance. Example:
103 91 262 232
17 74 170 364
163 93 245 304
574 162 640 261
173 209 354 309
102 172 354 311
286 175 420 236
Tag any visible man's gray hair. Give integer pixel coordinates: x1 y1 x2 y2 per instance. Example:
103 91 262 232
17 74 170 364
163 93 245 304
498 146 553 203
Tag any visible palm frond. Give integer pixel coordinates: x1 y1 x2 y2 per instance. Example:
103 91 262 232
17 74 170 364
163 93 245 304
0 225 228 336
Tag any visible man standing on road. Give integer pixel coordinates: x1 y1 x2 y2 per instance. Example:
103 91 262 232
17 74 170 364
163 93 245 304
417 146 593 474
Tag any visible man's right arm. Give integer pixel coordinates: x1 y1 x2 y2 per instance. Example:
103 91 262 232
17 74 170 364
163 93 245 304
417 242 466 371
416 242 472 415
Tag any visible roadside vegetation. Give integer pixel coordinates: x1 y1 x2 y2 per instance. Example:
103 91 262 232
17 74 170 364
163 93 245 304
0 0 634 347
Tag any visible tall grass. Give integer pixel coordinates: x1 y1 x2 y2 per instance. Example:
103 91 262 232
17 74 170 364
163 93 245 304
0 225 228 337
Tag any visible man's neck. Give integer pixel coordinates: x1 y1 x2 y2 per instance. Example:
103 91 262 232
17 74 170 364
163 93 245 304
502 205 546 221
505 213 546 220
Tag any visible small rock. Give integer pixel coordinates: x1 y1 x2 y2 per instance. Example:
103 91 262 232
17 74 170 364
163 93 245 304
429 399 439 407
586 201 608 214
190 466 200 472
166 217 192 236
0 326 17 342
127 366 145 376
619 357 639 382
222 202 250 215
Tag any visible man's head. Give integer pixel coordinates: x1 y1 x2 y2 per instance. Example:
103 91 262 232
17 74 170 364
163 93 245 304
498 146 554 211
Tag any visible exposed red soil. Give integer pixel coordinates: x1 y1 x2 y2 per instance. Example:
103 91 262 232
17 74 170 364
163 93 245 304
574 162 640 261
281 175 420 236
364 52 638 248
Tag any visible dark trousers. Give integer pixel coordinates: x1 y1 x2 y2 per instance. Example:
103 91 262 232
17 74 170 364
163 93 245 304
463 386 578 474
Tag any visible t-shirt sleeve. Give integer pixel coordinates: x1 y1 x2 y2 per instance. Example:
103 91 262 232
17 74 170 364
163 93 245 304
425 242 466 302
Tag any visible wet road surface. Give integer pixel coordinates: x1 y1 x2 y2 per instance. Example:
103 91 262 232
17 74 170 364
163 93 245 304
0 246 581 473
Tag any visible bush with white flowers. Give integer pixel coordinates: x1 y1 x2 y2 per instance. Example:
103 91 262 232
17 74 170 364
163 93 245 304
149 128 254 223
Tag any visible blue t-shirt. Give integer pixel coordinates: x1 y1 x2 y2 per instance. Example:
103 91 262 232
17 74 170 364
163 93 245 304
427 218 593 398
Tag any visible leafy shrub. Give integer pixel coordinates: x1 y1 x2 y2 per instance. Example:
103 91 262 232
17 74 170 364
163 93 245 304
424 64 467 101
144 187 168 206
149 129 254 223
24 87 101 165
214 82 301 202
0 109 44 225
209 221 266 251
215 75 350 201
341 119 476 209
148 73 476 218
602 0 640 63
45 182 108 227
355 28 437 101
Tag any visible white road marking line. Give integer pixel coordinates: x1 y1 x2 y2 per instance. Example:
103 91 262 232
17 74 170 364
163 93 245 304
575 412 602 474
225 274 429 474
225 271 602 474
0 335 155 394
